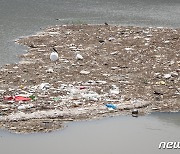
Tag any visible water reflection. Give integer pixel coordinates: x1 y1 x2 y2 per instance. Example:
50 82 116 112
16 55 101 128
151 112 180 127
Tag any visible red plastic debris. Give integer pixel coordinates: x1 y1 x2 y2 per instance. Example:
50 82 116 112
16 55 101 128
14 96 31 101
4 96 31 101
79 86 86 90
4 96 14 101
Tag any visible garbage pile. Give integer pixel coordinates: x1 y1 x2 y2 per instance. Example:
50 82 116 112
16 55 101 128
0 81 150 120
0 24 179 133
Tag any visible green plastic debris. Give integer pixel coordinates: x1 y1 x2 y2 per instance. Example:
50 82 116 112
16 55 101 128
53 97 61 102
29 95 36 101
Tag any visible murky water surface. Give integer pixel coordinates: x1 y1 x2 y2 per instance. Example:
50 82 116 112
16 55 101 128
0 112 180 154
0 0 180 66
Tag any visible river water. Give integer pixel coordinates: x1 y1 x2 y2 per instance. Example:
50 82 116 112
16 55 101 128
0 112 180 154
0 0 180 153
0 0 180 66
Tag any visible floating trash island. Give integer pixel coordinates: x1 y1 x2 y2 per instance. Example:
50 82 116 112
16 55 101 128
0 24 180 133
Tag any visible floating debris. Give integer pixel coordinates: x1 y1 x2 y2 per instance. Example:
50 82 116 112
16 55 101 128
39 83 50 90
164 74 171 79
0 24 179 133
132 109 138 117
105 104 117 109
46 68 54 73
110 85 120 95
80 70 90 75
76 53 84 60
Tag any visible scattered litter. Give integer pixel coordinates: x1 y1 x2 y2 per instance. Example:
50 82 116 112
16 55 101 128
39 83 50 90
154 90 163 95
29 95 36 101
15 96 31 101
164 74 171 79
52 97 61 102
108 37 115 41
99 39 105 43
4 96 31 102
4 96 14 101
82 92 99 101
65 31 71 35
79 86 86 90
105 104 117 109
76 53 83 60
152 107 159 110
156 81 166 85
0 24 179 133
111 67 118 70
0 90 5 94
124 47 133 51
171 72 178 77
110 51 118 55
46 68 54 73
18 104 34 110
132 109 138 114
132 109 138 117
73 101 83 106
80 70 90 75
164 40 170 43
110 85 119 95
96 80 107 85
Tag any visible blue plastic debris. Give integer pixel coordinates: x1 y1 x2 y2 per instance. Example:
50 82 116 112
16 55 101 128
105 104 117 109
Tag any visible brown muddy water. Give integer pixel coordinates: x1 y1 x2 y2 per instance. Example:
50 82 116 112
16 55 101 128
0 112 180 154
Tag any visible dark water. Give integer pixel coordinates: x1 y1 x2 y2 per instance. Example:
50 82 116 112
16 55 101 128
0 0 180 66
0 112 180 154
